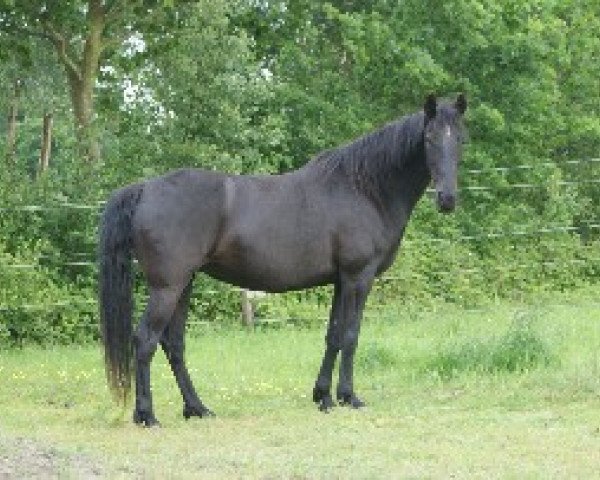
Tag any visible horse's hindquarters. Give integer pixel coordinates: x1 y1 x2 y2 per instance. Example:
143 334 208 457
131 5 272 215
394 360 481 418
132 170 227 287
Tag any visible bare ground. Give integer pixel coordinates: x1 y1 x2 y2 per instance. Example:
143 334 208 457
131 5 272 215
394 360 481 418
0 432 108 480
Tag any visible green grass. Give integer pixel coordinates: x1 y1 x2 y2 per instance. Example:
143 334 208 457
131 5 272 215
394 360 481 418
424 309 556 379
1 290 599 478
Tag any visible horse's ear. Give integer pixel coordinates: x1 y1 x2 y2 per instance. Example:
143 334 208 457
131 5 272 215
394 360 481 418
455 93 467 115
424 94 437 121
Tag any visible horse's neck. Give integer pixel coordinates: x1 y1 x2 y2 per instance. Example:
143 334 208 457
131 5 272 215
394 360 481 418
383 152 431 232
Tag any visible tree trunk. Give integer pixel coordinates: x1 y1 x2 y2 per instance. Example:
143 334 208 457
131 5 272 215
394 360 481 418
45 0 105 163
5 79 22 163
73 0 104 162
38 112 53 175
68 74 101 163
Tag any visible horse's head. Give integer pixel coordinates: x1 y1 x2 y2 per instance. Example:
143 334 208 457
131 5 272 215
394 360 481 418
423 94 467 213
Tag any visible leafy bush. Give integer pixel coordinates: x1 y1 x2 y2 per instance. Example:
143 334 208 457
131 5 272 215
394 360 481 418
0 240 97 346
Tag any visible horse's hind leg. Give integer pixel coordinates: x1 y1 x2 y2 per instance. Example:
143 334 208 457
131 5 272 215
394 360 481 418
160 279 214 419
133 284 184 427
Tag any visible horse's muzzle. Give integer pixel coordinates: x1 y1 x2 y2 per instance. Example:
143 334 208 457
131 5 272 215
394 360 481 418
437 192 456 213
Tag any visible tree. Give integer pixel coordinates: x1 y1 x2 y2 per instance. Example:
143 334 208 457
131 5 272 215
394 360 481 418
0 31 68 174
0 1 157 163
105 0 285 177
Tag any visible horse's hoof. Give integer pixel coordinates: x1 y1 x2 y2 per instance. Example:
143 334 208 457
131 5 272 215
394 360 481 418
313 385 336 412
133 410 161 427
318 396 336 413
183 404 216 420
312 385 330 402
337 393 366 409
348 396 366 409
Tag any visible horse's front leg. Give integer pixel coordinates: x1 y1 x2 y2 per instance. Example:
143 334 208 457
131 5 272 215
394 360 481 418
336 272 373 408
313 282 342 412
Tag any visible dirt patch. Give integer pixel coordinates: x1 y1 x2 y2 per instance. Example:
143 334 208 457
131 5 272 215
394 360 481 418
0 432 107 479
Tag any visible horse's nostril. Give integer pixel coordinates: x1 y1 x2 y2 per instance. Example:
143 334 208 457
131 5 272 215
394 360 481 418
437 192 456 213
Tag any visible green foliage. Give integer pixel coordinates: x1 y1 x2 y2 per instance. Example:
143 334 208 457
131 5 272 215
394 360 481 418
0 240 96 346
0 0 599 344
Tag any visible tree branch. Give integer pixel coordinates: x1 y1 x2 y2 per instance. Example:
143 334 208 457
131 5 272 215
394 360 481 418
41 19 82 82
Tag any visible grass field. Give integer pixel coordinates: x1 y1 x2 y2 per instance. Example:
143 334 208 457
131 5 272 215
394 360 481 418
1 289 599 478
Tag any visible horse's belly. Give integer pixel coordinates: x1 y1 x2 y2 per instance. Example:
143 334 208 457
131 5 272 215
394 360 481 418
204 241 334 292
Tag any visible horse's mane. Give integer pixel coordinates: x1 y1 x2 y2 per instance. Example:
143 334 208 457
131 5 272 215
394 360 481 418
303 110 426 202
303 102 462 204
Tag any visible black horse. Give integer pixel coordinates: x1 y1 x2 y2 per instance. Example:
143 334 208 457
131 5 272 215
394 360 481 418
99 94 467 426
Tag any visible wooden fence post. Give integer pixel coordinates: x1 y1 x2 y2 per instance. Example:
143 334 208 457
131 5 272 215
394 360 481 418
38 112 53 175
6 79 22 163
241 289 254 327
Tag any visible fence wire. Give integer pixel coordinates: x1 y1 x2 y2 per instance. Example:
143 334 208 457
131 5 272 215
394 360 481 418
2 222 598 269
463 157 600 175
2 253 599 314
3 293 600 326
1 158 599 317
0 157 598 213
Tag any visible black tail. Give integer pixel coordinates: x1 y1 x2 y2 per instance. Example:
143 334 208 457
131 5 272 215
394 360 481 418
99 184 143 404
